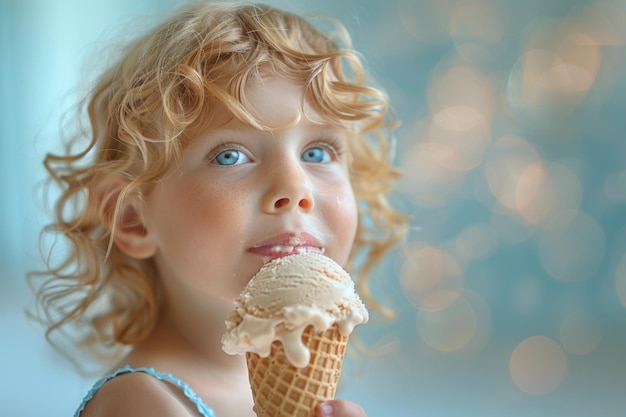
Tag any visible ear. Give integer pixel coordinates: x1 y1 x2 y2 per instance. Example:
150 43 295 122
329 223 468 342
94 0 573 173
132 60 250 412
96 176 157 259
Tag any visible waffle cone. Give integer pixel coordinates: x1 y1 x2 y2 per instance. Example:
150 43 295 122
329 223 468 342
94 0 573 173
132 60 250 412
246 324 348 417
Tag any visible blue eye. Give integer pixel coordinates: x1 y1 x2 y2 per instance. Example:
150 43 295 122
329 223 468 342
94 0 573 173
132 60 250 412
302 146 331 163
214 149 249 166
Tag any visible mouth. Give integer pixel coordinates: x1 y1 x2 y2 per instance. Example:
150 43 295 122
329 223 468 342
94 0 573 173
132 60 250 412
248 232 325 259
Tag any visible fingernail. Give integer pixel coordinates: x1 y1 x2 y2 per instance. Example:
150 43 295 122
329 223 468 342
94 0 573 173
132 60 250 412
319 402 334 416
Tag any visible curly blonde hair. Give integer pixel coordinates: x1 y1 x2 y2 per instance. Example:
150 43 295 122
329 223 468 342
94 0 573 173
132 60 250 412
29 2 407 363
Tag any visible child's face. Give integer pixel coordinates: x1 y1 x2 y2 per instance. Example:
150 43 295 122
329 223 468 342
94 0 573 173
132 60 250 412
138 76 358 308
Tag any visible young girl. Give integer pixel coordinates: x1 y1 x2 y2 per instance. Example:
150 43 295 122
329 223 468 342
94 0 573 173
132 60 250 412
30 2 406 416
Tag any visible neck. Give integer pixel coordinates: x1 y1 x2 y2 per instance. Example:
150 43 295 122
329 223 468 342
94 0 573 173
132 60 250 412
125 299 247 375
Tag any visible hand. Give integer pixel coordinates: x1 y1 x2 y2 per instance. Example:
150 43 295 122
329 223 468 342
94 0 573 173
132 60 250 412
315 400 367 417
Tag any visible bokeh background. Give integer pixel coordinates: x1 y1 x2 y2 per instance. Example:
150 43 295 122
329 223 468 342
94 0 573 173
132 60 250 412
2 0 626 416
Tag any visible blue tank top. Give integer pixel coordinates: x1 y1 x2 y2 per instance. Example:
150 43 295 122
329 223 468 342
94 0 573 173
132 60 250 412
74 365 217 417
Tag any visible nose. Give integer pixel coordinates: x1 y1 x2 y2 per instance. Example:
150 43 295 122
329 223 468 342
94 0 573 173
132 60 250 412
262 157 314 214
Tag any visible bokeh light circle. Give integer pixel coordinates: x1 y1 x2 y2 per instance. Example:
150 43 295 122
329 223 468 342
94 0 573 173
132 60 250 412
506 19 601 120
399 140 466 207
428 106 493 171
455 223 498 262
485 135 542 210
515 161 583 227
416 291 477 352
400 244 463 310
428 64 495 117
509 336 567 395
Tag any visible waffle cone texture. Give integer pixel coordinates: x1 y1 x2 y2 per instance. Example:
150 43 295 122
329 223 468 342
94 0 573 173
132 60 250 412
246 324 348 417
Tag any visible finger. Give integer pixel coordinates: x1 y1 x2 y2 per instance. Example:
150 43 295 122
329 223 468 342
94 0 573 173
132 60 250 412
315 400 367 417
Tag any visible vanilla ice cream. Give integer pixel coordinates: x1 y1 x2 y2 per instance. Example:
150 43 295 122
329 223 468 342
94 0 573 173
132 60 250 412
222 253 369 368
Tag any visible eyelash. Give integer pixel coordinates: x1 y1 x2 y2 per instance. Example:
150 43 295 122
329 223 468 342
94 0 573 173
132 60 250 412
310 137 345 160
205 142 249 164
204 137 347 164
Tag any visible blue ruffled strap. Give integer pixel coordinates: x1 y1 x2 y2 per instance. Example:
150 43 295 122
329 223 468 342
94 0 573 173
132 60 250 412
74 364 216 417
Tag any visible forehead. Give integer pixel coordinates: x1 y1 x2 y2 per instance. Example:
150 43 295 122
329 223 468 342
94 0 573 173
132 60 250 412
195 75 336 134
242 76 326 127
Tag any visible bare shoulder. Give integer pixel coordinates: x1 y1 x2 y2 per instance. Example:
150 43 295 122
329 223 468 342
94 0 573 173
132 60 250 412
79 371 196 417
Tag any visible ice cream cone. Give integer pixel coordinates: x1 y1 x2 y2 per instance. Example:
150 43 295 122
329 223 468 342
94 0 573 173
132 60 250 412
246 324 348 417
221 254 368 417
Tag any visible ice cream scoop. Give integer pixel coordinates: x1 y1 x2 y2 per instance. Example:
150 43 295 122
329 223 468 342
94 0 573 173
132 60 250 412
222 252 368 367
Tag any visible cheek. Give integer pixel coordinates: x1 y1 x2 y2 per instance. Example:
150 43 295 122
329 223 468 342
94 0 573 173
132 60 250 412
338 187 358 233
327 183 358 260
184 180 251 238
187 181 228 220
148 178 244 251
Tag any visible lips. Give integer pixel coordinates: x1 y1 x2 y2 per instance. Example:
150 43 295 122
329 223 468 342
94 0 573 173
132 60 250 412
248 232 325 259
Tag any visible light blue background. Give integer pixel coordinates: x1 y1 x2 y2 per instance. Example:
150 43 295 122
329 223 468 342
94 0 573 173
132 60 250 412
2 0 626 416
